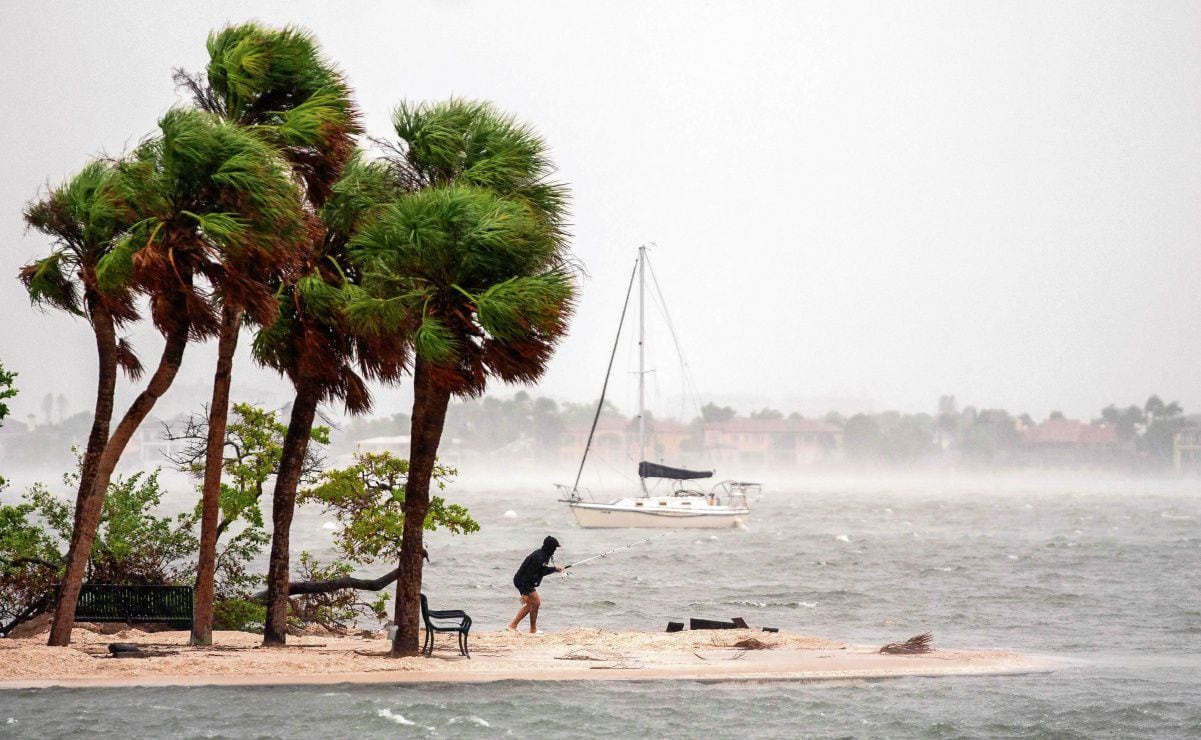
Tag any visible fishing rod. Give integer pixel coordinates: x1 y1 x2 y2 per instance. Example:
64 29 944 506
562 532 672 575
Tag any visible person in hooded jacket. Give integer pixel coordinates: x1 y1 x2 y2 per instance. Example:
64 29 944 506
507 536 563 634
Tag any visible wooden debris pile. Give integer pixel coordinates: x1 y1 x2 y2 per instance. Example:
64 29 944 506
879 632 934 654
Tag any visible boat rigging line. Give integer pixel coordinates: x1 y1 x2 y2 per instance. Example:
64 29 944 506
570 255 639 498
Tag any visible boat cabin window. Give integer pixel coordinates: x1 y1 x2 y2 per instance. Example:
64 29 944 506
634 501 643 507
659 501 668 506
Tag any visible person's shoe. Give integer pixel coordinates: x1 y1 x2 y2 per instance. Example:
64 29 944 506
528 630 543 637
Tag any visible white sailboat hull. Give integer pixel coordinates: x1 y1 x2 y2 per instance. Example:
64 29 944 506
567 499 749 529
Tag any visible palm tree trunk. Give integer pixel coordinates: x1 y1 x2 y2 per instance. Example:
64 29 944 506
45 299 117 647
191 305 242 646
391 356 451 657
47 315 191 647
262 381 321 646
69 300 118 556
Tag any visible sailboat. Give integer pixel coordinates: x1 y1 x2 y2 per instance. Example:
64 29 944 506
557 246 759 529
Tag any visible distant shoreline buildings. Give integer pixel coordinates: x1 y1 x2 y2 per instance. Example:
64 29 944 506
2 393 1198 477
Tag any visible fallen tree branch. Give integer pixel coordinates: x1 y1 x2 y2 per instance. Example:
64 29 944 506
249 550 427 602
0 596 52 638
251 568 399 602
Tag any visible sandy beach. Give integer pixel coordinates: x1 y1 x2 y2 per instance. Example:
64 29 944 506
0 627 1050 689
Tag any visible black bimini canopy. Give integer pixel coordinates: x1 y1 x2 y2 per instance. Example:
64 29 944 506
638 461 713 480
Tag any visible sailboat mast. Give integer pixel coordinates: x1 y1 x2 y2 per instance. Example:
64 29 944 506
637 245 647 493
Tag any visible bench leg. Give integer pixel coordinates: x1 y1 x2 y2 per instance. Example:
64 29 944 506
422 629 432 657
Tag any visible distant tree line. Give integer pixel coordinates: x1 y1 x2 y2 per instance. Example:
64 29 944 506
836 394 1192 467
333 392 1195 469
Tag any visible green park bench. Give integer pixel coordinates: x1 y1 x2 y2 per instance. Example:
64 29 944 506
69 584 194 630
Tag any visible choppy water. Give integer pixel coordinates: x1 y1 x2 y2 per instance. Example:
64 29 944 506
3 480 1200 738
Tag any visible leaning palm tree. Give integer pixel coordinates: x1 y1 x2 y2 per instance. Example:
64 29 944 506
175 22 360 645
253 149 403 646
20 162 142 608
44 107 305 646
348 100 574 656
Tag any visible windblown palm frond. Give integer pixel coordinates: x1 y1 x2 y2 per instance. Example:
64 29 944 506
348 100 576 397
113 107 307 336
879 632 935 654
21 161 140 326
177 22 362 207
249 145 405 415
390 99 569 233
177 23 393 417
115 338 144 382
19 252 81 316
320 150 396 241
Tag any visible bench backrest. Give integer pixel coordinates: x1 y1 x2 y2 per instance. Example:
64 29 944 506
73 584 194 628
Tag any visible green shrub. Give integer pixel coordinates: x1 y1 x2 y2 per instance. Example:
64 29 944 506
212 598 265 633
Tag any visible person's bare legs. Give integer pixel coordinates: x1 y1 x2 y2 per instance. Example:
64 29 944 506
508 594 532 630
527 591 542 633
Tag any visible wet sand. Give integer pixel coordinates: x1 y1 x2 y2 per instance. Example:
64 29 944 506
0 627 1050 689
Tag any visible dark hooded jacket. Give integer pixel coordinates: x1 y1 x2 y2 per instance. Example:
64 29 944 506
513 536 560 594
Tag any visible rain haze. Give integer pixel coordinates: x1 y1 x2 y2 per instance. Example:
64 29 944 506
2 1 1200 427
6 6 1201 734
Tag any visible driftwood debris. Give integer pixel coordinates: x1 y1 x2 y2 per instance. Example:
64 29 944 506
105 643 177 659
731 637 775 650
879 632 934 654
589 665 642 670
554 647 639 669
555 648 614 662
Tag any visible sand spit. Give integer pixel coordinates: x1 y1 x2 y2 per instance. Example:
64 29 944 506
0 627 1050 689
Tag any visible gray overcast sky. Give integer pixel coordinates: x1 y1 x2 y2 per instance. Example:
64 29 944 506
2 0 1199 424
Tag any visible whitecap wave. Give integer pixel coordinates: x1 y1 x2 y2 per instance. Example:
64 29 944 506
448 715 492 727
377 708 433 730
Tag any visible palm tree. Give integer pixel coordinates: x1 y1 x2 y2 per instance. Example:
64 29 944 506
1144 395 1166 428
20 162 143 615
43 107 305 646
175 22 361 646
348 100 574 655
182 23 383 648
253 149 403 646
